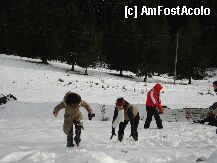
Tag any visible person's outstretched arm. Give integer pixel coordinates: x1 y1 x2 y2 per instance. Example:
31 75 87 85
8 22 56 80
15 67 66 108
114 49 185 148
112 108 118 124
80 100 92 113
110 108 118 139
80 100 95 120
53 101 65 117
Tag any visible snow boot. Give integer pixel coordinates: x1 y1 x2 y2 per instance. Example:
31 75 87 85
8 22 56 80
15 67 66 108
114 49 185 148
144 124 149 129
67 124 74 147
74 136 81 146
66 135 74 147
66 142 75 147
132 135 138 141
118 134 124 142
132 131 138 141
74 123 81 146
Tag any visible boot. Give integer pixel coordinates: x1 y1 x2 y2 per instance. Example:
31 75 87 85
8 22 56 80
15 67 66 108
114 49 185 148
118 134 123 142
132 132 138 141
66 142 75 147
74 136 81 146
67 124 74 147
157 123 163 129
144 124 149 129
74 123 82 146
66 135 74 147
133 135 138 141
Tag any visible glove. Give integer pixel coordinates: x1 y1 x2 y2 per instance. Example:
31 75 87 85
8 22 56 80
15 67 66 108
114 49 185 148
156 103 164 114
88 112 95 120
110 127 116 139
53 111 58 117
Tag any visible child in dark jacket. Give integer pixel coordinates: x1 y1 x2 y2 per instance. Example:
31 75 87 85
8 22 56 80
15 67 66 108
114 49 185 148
111 98 140 142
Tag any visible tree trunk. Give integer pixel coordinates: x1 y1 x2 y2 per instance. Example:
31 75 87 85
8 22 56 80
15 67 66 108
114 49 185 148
85 68 88 75
144 71 148 82
120 70 123 76
188 77 192 84
41 57 48 64
71 64 75 71
174 31 179 85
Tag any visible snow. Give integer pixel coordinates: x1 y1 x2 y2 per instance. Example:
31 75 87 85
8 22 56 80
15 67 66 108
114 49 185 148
1 54 216 109
0 54 217 163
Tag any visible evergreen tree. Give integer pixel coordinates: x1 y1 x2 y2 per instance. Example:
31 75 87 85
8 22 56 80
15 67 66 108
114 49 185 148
0 1 8 53
0 0 20 55
137 15 170 80
75 0 100 75
27 0 59 63
105 1 140 76
200 0 217 68
0 0 216 79
177 16 205 84
13 0 31 56
62 1 80 71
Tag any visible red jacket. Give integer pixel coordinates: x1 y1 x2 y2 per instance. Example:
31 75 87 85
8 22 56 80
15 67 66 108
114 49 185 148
146 83 163 112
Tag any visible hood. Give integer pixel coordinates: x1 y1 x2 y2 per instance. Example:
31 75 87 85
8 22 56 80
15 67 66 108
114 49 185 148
153 83 163 93
63 91 81 106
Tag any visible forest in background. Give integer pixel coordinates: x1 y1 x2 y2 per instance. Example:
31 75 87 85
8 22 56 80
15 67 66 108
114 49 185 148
0 0 216 83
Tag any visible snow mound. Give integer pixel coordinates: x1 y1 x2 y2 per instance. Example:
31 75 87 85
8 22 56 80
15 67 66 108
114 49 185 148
208 150 217 163
16 152 55 163
0 151 33 163
69 150 127 163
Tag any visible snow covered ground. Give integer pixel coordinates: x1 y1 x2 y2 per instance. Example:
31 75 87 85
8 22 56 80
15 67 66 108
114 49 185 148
0 101 217 163
1 54 216 109
0 54 217 163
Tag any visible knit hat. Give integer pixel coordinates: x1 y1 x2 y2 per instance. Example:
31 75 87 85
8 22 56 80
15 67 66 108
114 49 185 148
116 97 125 106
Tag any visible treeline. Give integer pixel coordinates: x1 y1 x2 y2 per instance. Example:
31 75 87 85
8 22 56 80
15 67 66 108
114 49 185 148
0 0 216 82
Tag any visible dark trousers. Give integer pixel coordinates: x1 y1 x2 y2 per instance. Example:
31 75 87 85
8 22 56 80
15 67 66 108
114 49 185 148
195 117 217 126
67 120 82 146
118 113 140 141
144 106 163 129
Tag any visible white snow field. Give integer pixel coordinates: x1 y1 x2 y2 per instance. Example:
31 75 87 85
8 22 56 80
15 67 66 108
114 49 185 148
0 54 217 163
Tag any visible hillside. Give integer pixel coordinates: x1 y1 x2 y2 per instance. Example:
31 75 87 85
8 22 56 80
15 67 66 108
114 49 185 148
1 54 216 109
0 54 217 163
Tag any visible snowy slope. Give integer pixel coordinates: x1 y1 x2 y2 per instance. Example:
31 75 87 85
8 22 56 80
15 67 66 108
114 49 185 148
1 54 217 109
0 101 217 163
1 54 217 163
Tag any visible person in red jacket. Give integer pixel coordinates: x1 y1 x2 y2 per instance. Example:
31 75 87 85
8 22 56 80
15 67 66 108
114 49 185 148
144 83 164 129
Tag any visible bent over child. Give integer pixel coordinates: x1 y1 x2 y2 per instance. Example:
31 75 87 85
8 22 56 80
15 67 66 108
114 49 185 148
53 91 95 147
111 97 140 142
